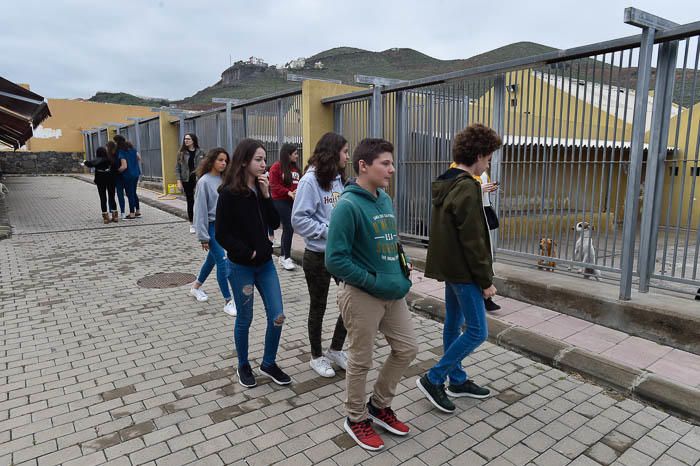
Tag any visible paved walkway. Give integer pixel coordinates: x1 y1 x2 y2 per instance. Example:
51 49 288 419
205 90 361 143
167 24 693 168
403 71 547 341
1 176 699 466
126 176 700 392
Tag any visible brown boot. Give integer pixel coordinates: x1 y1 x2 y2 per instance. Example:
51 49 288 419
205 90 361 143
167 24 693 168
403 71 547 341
102 213 110 224
111 211 119 223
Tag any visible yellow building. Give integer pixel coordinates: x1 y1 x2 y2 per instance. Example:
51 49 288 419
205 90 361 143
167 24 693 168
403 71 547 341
26 99 157 153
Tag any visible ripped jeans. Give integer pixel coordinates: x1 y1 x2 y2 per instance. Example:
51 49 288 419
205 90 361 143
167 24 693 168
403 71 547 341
229 259 285 368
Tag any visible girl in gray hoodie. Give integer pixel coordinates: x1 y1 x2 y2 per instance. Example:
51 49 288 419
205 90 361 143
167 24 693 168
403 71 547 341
291 132 350 379
190 148 237 317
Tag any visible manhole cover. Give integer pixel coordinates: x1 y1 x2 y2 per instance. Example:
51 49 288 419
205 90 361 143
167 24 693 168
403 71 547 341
137 272 195 289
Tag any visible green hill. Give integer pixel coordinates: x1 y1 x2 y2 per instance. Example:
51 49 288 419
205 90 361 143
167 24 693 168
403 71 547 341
88 42 560 106
88 92 170 107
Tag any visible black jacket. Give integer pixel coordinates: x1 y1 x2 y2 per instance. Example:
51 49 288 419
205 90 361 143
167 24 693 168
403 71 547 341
215 186 281 266
84 155 115 184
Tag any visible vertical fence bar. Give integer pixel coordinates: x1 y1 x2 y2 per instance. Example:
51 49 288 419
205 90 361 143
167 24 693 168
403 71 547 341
491 75 506 254
395 91 407 215
277 98 285 150
638 40 679 292
371 86 383 138
619 27 655 300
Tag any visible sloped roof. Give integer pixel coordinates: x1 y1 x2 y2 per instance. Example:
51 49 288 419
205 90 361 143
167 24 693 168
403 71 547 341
0 77 51 149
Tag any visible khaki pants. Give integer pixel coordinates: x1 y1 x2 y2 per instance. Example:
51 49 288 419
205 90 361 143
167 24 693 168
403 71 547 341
338 283 418 422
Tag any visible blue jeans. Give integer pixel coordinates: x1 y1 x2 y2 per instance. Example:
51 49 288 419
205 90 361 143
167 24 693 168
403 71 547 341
230 259 285 368
427 282 488 386
124 176 140 213
115 176 126 214
196 222 232 301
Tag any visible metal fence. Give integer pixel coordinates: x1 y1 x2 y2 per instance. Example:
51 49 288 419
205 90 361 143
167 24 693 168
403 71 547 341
181 90 303 168
324 12 700 300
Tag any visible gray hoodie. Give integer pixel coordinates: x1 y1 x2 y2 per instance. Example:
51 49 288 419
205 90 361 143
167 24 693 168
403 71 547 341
291 166 344 253
193 172 222 243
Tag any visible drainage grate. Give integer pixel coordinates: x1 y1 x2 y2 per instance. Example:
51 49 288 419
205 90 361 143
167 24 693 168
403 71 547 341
137 272 195 289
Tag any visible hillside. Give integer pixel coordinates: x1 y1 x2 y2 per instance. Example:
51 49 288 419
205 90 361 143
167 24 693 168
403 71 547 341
88 92 170 107
88 42 558 106
181 42 558 104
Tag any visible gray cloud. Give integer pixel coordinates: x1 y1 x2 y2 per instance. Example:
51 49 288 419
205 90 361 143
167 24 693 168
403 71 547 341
2 0 699 100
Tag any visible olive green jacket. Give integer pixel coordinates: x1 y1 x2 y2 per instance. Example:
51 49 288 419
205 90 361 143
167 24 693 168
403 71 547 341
424 170 494 289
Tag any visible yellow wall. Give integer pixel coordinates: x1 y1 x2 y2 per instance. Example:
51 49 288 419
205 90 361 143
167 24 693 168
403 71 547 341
301 81 364 168
662 101 700 229
27 99 157 152
159 113 181 195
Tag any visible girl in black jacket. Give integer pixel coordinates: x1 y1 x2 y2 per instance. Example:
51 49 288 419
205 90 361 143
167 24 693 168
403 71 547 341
215 138 291 389
83 146 118 223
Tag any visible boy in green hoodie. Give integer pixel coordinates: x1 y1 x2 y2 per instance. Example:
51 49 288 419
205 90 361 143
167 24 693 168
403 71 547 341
326 138 418 451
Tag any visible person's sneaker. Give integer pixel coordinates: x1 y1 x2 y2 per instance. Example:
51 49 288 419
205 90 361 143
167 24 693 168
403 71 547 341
120 212 126 220
484 298 501 311
446 380 491 399
310 356 335 378
189 287 208 302
416 375 455 413
223 300 237 316
260 363 291 385
237 363 256 388
281 257 296 271
189 225 196 234
344 418 384 451
367 402 409 436
325 349 348 370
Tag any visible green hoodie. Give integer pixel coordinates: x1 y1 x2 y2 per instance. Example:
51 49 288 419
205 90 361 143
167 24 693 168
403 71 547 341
424 170 494 289
325 183 411 300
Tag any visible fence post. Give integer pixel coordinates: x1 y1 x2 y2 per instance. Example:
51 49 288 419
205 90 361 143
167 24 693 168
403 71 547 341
226 102 234 154
215 113 221 147
96 128 103 147
370 86 383 138
242 107 248 138
277 98 285 153
333 103 342 134
619 7 678 300
394 91 407 217
491 74 506 255
638 40 679 292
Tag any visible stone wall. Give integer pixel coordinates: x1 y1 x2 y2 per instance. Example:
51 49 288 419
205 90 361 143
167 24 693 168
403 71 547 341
0 151 86 175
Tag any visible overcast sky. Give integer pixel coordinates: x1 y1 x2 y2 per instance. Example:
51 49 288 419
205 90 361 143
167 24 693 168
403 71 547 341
3 0 699 100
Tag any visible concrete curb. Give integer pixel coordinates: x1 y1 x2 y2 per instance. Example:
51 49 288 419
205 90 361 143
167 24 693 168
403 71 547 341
100 177 700 422
405 290 700 421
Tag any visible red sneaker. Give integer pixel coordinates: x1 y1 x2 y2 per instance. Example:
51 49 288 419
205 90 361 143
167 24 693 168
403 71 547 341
367 402 410 436
344 418 384 451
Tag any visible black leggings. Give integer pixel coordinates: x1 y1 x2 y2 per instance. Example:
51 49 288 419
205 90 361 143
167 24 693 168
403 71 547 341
96 179 117 213
303 249 347 358
182 179 196 222
273 199 294 259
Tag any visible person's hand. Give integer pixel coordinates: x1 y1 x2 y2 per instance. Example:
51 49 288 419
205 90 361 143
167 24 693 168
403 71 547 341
288 191 296 199
482 182 499 193
250 250 257 259
257 174 270 198
201 241 209 251
482 285 497 299
177 180 183 192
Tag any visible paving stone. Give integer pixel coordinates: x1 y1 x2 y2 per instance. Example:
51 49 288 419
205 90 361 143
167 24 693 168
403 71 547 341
1 176 697 466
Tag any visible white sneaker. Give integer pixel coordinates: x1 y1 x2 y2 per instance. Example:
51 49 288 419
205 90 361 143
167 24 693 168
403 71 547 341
272 239 281 248
310 356 335 378
223 300 237 316
326 349 348 370
189 287 208 302
189 225 196 234
120 213 126 220
280 257 296 271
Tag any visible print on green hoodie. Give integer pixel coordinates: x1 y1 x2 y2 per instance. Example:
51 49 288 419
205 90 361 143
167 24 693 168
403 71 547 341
325 183 411 300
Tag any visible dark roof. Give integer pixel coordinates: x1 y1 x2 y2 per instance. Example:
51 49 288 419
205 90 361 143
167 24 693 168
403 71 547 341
0 77 51 149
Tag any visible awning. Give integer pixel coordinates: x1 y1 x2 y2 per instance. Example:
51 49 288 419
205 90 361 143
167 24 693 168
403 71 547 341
0 77 51 149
